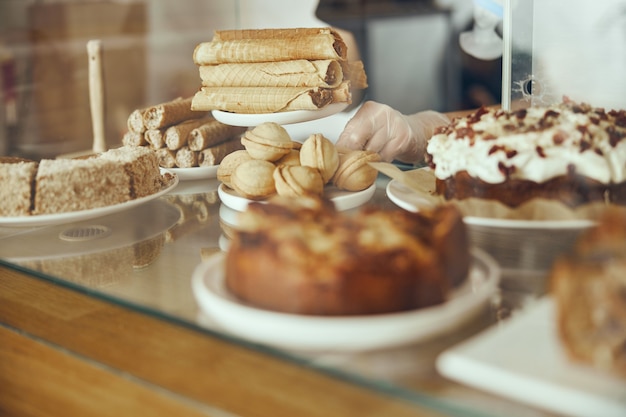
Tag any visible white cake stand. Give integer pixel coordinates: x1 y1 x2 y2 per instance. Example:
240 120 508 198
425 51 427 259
211 102 348 127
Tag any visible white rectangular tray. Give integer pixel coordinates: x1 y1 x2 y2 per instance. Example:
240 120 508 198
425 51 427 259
436 298 626 417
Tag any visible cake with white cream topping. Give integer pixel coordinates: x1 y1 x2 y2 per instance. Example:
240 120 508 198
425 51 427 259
426 100 626 207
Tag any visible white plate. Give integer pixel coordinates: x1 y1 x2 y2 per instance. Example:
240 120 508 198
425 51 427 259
168 165 218 181
0 171 178 228
437 298 626 417
218 182 376 212
169 178 220 195
191 248 500 352
386 179 595 230
212 103 349 127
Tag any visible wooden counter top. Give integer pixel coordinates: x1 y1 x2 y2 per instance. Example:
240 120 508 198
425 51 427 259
0 263 446 417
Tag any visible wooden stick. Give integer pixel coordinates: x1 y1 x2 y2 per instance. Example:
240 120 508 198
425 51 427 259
88 40 106 153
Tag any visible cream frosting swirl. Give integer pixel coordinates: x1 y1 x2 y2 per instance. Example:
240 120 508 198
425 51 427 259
426 101 626 184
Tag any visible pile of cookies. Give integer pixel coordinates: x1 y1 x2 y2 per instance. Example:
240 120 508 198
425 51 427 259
122 97 246 168
217 122 380 200
190 27 367 114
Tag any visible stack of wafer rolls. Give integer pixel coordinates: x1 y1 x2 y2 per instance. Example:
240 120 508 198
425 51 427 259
122 97 246 168
191 27 367 114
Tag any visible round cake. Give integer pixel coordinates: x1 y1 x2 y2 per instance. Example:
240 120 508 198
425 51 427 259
426 100 626 207
225 196 469 316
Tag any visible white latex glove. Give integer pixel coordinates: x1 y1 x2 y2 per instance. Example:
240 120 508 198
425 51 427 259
336 101 450 164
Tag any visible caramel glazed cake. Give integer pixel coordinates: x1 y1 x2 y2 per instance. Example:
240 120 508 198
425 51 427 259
226 196 470 316
426 100 626 208
0 146 168 217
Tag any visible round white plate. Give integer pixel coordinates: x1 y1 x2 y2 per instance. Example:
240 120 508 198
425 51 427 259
170 178 220 196
0 171 179 228
218 182 376 212
212 103 349 127
191 248 500 352
386 179 596 230
169 165 218 181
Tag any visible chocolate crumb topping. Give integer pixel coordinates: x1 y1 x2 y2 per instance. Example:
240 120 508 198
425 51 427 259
580 139 592 153
553 130 568 144
536 146 546 158
497 162 515 178
608 126 626 147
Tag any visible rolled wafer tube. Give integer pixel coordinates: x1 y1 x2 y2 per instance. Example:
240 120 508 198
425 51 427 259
122 131 145 147
198 60 343 88
213 27 338 41
189 120 245 151
198 137 245 167
193 34 347 65
127 108 147 134
143 97 205 130
331 81 352 104
343 60 368 89
155 147 176 168
164 118 211 151
175 146 198 168
145 128 166 149
191 86 333 113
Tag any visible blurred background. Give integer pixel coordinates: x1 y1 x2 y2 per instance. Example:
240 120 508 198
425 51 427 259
0 0 501 159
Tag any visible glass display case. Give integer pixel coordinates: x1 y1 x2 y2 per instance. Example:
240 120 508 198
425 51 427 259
1 1 624 417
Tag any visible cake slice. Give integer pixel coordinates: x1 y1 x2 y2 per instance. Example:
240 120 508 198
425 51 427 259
99 146 163 198
0 157 38 216
34 158 131 214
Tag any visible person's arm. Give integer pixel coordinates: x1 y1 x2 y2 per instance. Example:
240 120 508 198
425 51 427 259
336 101 501 164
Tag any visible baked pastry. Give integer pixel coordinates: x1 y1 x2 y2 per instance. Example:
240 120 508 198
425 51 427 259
273 165 324 197
276 149 301 167
0 157 38 216
241 122 293 161
190 28 366 114
332 150 380 191
230 159 276 199
426 100 626 207
99 145 163 198
299 133 339 183
550 207 626 377
0 146 167 216
34 158 129 214
225 197 469 315
217 149 253 188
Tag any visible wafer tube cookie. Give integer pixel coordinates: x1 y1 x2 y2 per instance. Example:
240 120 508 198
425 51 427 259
155 148 176 168
193 34 347 65
213 27 338 41
198 60 343 88
175 146 198 168
143 97 205 130
191 86 333 113
165 118 211 151
331 81 352 104
189 120 245 151
145 128 166 149
122 131 145 147
344 60 368 89
127 108 147 134
198 137 245 167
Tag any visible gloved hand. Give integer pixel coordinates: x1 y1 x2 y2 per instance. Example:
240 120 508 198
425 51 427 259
336 101 450 164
